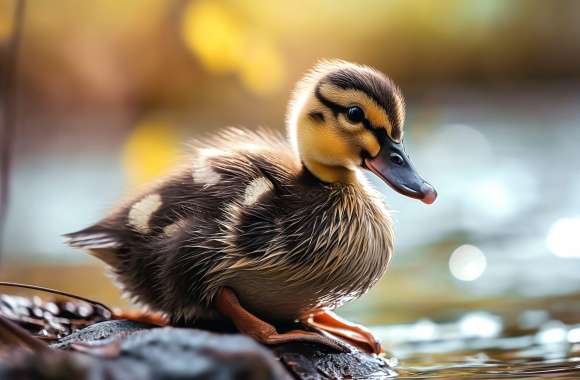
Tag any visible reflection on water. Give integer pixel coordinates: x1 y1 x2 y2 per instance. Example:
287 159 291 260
448 245 487 282
374 309 580 378
547 218 580 258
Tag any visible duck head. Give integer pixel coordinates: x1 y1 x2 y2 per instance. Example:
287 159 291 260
287 60 437 204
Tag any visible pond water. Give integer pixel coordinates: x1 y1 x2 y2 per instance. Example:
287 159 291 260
374 309 580 378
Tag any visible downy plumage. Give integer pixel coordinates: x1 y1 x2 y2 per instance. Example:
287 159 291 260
65 60 436 354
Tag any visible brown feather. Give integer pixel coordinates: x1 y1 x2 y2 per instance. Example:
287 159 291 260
66 61 400 324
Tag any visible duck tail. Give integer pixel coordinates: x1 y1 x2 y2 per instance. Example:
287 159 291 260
63 224 123 266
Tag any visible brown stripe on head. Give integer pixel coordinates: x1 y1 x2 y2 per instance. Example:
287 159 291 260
322 62 405 142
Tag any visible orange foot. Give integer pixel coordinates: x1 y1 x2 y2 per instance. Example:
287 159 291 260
215 288 347 352
112 309 169 326
301 310 383 354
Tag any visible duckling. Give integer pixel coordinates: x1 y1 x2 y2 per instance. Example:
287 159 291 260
65 60 436 354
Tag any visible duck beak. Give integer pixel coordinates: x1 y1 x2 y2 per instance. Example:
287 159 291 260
364 140 437 204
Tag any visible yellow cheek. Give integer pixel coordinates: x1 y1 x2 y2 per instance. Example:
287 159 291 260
302 126 353 164
300 115 381 166
336 116 381 158
357 131 381 157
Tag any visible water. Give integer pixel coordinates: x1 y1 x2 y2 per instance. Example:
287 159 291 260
374 310 580 378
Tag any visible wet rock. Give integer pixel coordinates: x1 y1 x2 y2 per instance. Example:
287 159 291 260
274 342 397 379
52 320 151 350
2 324 290 380
0 295 110 341
113 328 291 380
1 296 397 379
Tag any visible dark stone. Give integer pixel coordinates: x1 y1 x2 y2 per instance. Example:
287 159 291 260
2 323 290 380
274 343 397 379
111 328 291 380
2 318 397 379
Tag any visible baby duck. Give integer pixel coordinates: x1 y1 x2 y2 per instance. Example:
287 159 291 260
65 60 436 354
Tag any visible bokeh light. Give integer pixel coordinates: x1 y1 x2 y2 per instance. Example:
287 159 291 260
410 319 437 341
122 120 181 189
567 327 580 343
546 218 580 258
458 312 502 338
449 244 487 281
181 0 286 95
182 1 244 73
238 34 286 96
535 321 567 345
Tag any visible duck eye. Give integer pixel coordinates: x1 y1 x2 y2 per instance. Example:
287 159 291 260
346 106 364 123
390 153 404 166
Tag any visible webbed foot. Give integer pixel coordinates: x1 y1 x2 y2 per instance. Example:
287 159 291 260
215 288 348 352
301 310 383 354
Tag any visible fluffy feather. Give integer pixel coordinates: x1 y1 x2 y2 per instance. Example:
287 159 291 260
66 61 403 324
66 128 393 322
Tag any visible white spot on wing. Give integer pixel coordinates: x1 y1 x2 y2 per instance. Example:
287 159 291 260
163 219 188 237
243 177 273 206
128 193 162 233
163 223 180 237
192 148 222 186
193 165 221 186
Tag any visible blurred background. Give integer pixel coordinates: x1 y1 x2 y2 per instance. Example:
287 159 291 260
1 0 580 333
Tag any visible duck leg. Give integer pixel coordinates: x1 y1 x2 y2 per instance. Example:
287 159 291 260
301 311 383 354
215 288 346 351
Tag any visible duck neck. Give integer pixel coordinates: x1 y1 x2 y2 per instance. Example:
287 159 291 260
302 159 358 184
